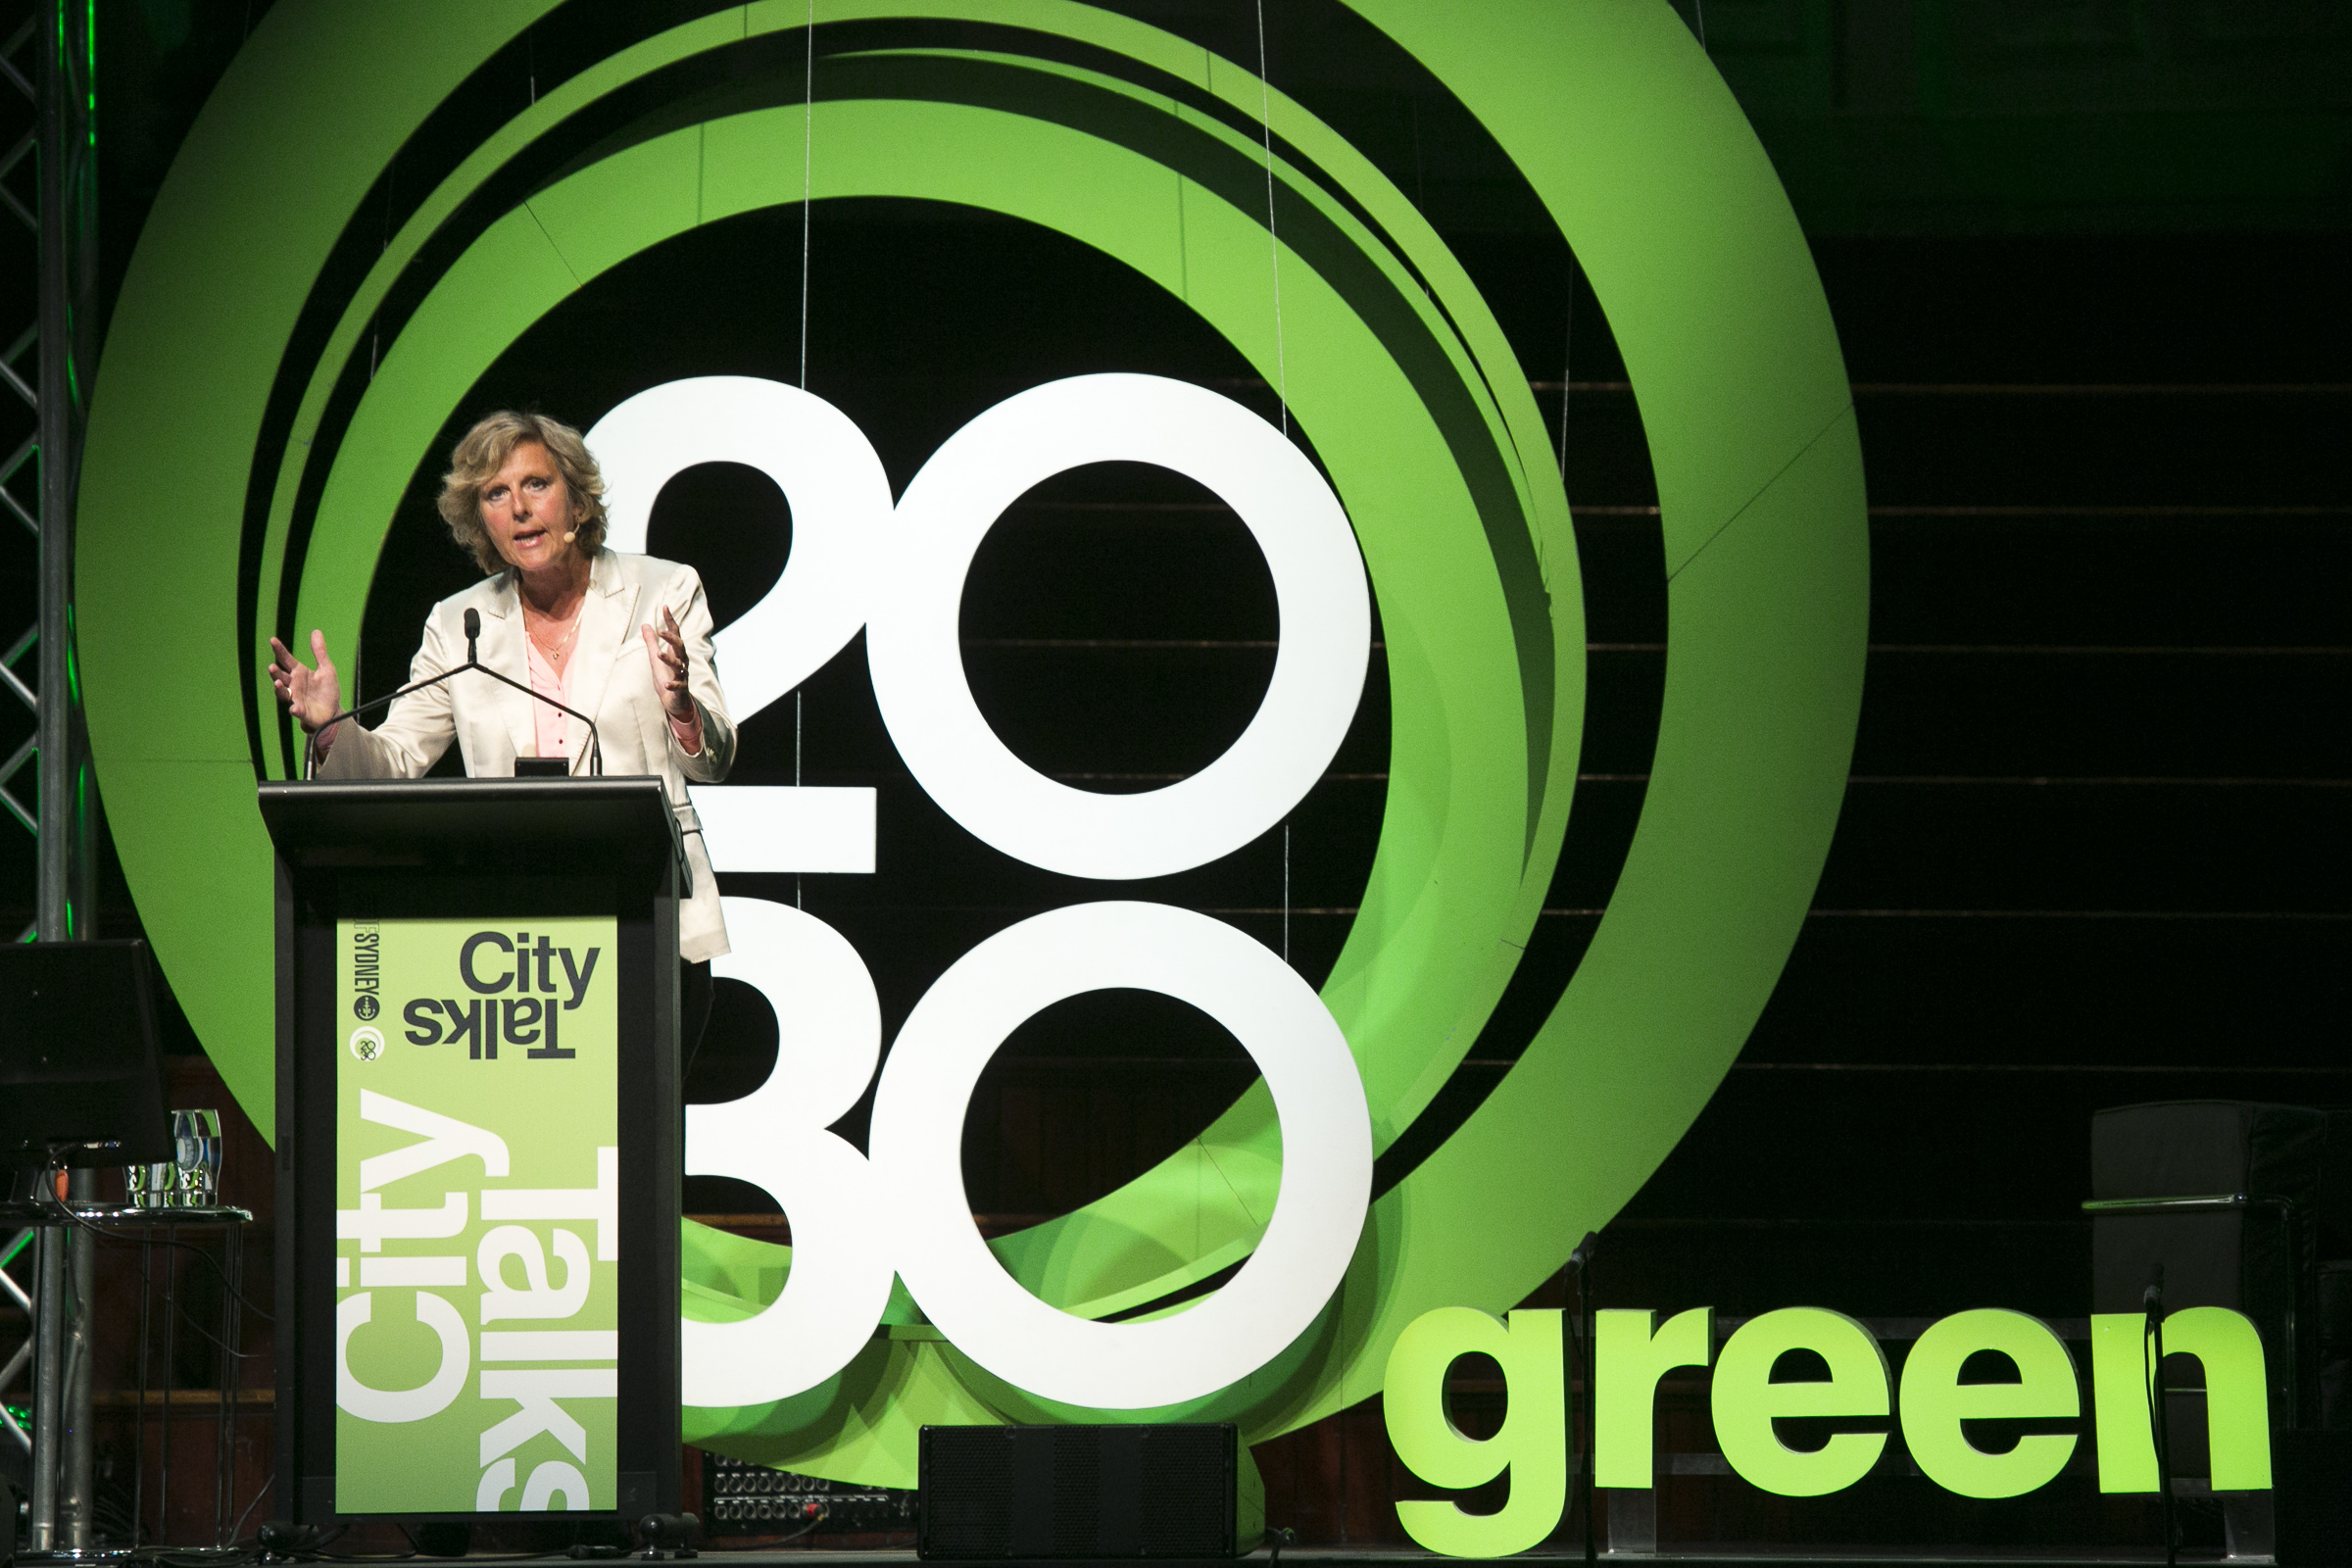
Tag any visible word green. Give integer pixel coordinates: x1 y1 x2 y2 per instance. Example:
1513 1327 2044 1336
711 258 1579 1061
1385 1302 2272 1556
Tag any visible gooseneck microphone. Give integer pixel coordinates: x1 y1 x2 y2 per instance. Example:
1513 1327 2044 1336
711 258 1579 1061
301 606 604 780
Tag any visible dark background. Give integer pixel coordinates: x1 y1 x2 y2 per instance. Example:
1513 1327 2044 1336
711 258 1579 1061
0 0 2346 1556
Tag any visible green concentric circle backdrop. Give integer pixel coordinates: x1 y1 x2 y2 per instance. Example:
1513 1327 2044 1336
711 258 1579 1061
78 0 1866 1484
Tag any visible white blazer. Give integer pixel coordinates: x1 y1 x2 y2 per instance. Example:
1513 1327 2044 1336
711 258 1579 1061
316 550 736 961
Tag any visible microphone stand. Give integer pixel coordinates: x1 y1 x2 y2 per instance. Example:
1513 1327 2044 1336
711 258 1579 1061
2146 1266 2176 1568
301 613 603 780
1564 1231 1598 1567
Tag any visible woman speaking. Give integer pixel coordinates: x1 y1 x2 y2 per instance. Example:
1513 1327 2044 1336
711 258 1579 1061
268 410 736 965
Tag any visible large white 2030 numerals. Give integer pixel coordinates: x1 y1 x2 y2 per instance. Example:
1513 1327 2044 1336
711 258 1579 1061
593 374 1374 1411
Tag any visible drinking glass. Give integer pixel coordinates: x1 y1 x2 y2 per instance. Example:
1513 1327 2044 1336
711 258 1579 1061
169 1108 223 1207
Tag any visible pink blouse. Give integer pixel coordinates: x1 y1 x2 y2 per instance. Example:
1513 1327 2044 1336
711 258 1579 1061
523 635 574 763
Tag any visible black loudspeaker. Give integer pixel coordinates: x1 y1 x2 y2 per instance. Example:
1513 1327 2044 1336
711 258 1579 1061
2275 1428 2352 1567
917 1425 1262 1560
0 939 172 1174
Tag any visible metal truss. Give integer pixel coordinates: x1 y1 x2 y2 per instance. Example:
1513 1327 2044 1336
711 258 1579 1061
0 1226 27 1456
4 1 101 1557
1 0 95 946
0 8 38 926
0 3 42 1490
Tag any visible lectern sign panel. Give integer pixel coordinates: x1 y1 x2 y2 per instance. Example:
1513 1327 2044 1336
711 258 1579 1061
334 914 620 1516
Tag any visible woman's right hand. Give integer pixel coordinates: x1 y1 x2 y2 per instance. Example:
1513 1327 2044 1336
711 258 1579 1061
268 630 344 752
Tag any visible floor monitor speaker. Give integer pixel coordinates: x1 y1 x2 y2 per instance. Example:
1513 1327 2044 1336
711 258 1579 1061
917 1423 1262 1560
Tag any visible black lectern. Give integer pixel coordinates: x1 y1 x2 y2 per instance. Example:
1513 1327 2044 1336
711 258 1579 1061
260 778 685 1527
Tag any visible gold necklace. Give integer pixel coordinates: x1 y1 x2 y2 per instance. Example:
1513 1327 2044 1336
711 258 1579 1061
524 601 582 663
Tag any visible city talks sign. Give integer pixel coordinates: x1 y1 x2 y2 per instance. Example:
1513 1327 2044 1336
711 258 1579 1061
76 0 1870 1501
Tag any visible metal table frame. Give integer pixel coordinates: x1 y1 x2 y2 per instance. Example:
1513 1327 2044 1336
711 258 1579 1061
2 1200 254 1560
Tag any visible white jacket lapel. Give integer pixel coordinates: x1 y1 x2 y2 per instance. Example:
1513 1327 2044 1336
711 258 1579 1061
566 552 640 770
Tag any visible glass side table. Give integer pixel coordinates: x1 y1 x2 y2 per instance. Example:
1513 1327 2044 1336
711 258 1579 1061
2 1200 257 1558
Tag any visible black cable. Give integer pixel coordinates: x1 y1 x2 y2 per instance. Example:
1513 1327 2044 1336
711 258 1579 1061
226 1473 275 1551
318 1549 418 1561
29 1153 276 1322
140 1232 275 1324
168 1292 270 1361
91 1489 141 1550
317 1517 423 1563
402 1524 564 1563
698 1506 830 1550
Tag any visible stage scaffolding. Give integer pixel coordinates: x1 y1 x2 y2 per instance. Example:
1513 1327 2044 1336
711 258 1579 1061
3 0 104 1557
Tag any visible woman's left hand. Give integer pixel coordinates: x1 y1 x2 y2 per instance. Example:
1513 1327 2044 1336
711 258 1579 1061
642 606 701 739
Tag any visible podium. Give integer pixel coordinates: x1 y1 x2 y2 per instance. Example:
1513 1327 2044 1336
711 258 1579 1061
259 778 686 1526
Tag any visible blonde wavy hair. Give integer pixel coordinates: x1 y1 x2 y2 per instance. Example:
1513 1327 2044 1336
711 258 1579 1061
435 410 610 574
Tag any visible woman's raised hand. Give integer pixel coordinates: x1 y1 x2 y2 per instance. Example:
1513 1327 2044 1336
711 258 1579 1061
268 630 344 739
642 604 703 754
641 605 695 721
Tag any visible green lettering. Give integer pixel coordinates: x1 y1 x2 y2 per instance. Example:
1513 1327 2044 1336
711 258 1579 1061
1594 1307 1711 1488
1711 1307 1887 1496
2090 1307 2271 1493
1897 1308 2076 1498
1383 1306 1566 1556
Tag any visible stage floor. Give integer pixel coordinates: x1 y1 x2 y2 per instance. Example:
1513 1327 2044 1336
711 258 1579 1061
674 1553 2226 1567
